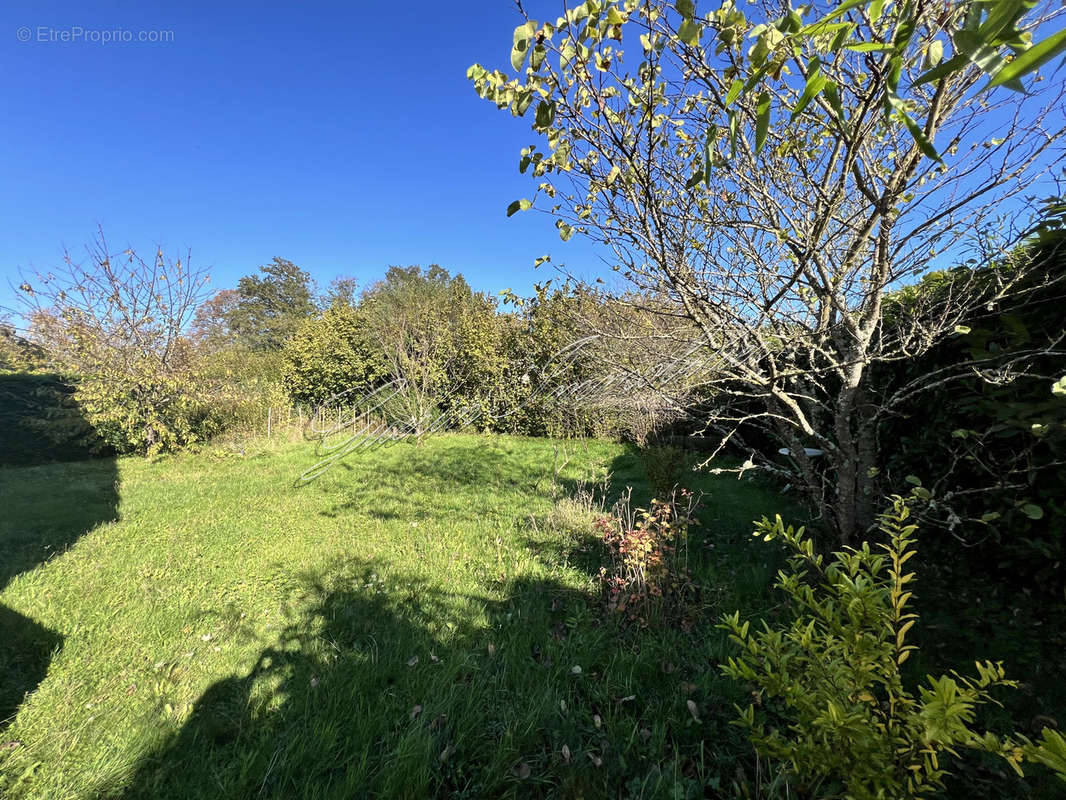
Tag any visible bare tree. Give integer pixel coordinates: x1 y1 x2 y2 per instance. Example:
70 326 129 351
471 0 1066 541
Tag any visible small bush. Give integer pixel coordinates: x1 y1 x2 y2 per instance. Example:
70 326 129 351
596 489 700 627
719 495 1066 798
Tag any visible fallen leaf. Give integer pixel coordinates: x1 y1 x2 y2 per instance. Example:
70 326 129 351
0 741 21 751
429 714 447 731
639 727 652 742
661 661 675 674
620 695 636 703
571 665 582 675
310 676 319 688
680 682 697 694
439 744 455 763
407 656 419 667
512 761 531 779
686 699 701 723
593 714 602 729
561 744 571 763
430 652 440 663
487 643 496 658
560 699 567 713
410 704 423 720
587 752 603 767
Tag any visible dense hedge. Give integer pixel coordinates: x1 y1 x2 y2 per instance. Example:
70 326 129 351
879 240 1066 592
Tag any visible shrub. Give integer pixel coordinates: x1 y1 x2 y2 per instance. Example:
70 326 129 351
596 489 700 628
719 496 1066 798
281 302 386 406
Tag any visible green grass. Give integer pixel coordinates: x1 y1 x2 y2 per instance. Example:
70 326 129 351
0 433 1062 798
0 434 796 799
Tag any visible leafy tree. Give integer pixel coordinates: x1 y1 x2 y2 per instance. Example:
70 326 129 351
470 0 1066 542
16 230 212 455
226 257 316 351
281 301 387 406
357 265 482 440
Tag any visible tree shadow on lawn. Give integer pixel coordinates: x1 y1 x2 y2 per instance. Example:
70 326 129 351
0 373 119 731
107 556 745 800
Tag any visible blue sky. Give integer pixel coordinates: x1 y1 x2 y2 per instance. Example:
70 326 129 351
2 2 1062 321
0 0 605 315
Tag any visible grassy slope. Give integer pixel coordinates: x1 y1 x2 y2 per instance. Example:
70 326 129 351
0 434 1061 798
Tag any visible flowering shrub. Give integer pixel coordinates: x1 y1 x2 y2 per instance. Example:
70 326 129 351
596 489 701 627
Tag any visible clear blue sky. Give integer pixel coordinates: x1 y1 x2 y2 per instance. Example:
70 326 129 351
0 0 604 315
2 2 1061 320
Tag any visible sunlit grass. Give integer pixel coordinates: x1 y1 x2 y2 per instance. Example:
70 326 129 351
0 434 801 798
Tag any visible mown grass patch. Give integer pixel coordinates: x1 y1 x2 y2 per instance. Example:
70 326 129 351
0 433 1061 798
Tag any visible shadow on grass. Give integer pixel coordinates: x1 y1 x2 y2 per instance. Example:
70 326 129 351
108 562 644 800
108 441 803 799
0 373 118 730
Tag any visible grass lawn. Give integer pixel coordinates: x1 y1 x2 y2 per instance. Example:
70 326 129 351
0 434 1063 798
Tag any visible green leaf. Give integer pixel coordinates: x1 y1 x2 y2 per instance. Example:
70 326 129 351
511 20 537 70
914 53 970 86
954 325 971 334
977 0 1029 41
1053 375 1066 396
556 219 574 241
1021 503 1044 520
801 20 854 38
895 106 942 163
843 41 894 52
506 199 533 217
530 43 547 70
823 80 846 128
725 78 744 107
515 90 534 116
987 28 1066 90
675 0 695 19
791 68 826 120
754 91 771 153
678 18 701 46
535 100 556 129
